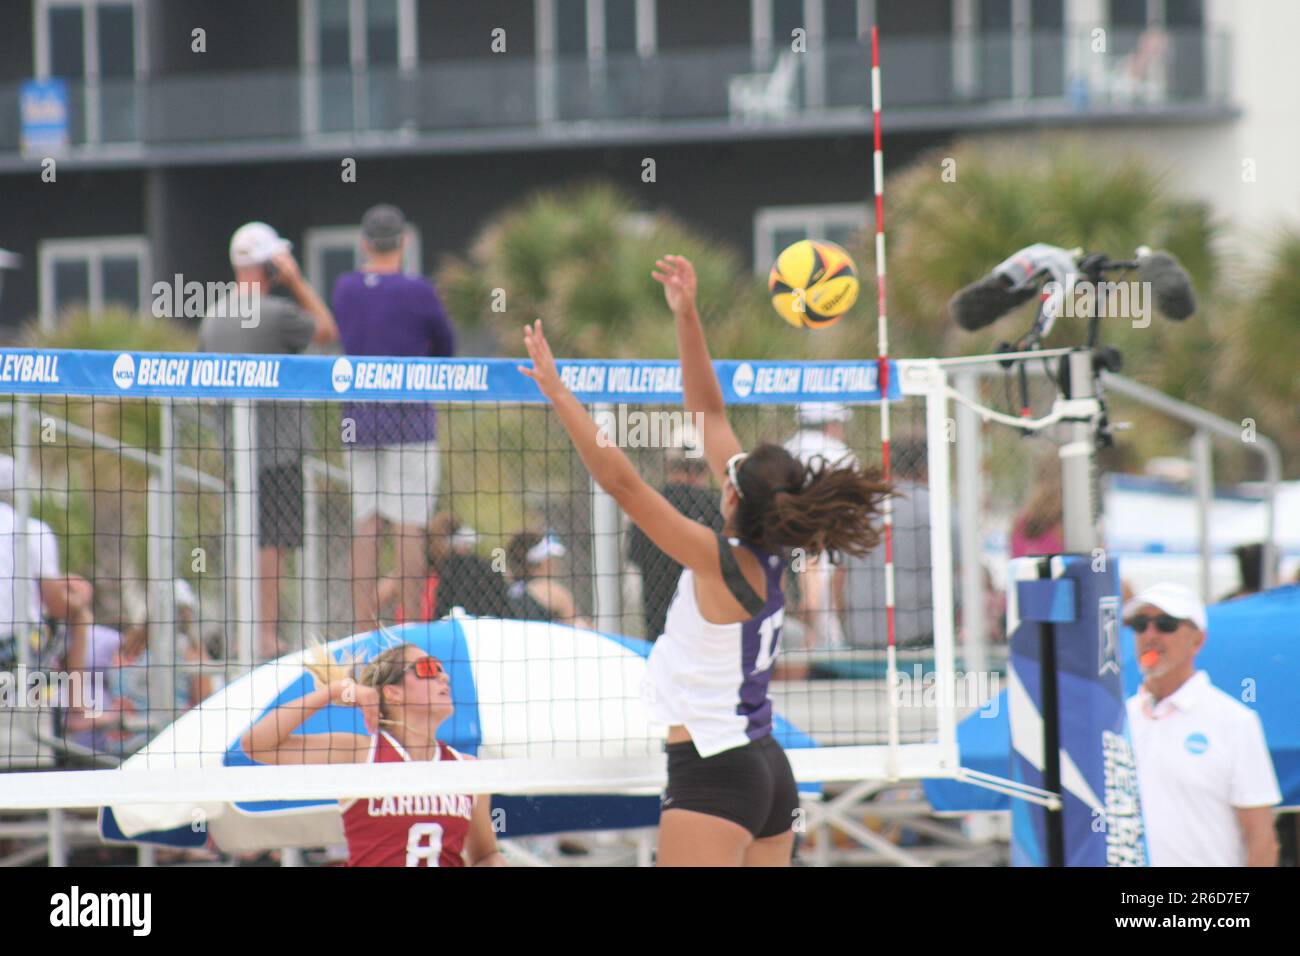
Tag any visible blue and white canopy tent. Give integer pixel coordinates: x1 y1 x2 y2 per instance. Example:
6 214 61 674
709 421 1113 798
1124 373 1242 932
101 617 818 850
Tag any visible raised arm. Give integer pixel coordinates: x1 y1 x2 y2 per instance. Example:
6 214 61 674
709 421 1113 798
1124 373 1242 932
518 320 719 574
238 678 377 766
652 255 742 484
271 251 338 346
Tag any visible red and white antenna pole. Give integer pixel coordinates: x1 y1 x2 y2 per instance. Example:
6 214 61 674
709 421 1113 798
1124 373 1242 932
871 26 901 778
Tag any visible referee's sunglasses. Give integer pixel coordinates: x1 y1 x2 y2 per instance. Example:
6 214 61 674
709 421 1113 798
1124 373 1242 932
395 656 446 681
1125 614 1184 634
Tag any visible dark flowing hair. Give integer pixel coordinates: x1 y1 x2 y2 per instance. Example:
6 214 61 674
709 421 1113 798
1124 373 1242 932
731 442 894 562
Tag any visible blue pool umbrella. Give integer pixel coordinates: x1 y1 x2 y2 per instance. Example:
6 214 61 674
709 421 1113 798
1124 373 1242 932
102 617 818 850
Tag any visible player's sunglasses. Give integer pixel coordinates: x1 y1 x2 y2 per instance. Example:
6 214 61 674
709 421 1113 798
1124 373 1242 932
394 656 446 681
1124 614 1184 634
726 452 748 498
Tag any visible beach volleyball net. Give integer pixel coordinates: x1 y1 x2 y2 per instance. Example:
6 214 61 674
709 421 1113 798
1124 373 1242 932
0 348 990 819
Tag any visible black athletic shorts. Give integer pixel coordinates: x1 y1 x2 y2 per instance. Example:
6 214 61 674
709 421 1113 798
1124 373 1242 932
258 465 304 549
662 734 799 839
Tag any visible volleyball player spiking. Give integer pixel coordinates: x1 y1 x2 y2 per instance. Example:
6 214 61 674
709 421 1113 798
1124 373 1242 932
519 255 892 866
239 639 505 867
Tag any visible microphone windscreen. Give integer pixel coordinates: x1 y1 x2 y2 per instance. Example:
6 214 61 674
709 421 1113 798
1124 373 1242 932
948 275 1038 331
1138 251 1196 320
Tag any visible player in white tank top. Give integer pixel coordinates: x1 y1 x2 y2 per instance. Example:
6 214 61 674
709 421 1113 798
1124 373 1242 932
519 255 892 866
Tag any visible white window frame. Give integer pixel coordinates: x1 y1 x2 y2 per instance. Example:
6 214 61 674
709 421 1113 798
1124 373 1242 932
34 0 147 144
304 224 423 293
753 203 867 273
300 0 418 135
38 235 151 330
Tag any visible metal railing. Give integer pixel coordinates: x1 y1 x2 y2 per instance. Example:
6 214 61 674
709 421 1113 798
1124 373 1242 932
0 30 1231 158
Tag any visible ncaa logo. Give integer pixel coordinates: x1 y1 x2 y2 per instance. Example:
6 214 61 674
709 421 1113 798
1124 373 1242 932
331 357 354 393
112 353 136 389
732 362 754 398
1184 732 1209 755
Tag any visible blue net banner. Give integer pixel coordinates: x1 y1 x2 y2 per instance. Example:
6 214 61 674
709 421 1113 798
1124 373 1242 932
0 349 900 405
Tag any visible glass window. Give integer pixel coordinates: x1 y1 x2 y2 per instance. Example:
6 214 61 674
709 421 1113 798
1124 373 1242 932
49 6 86 78
98 3 136 78
605 0 638 52
556 0 588 55
320 0 351 66
825 0 858 41
772 0 804 52
367 0 399 66
102 255 141 311
52 260 90 317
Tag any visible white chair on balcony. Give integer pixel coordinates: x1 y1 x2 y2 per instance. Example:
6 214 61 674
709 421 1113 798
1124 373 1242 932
728 52 799 124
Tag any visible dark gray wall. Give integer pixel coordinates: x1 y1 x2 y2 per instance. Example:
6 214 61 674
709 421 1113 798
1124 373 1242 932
0 170 145 327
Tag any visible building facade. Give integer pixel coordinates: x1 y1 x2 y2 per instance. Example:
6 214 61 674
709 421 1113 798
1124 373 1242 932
0 0 1252 333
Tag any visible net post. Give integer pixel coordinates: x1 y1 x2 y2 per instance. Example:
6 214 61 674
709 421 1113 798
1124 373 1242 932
230 399 258 666
146 400 179 723
1060 349 1098 551
12 398 36 672
954 370 988 679
1191 429 1214 603
301 458 324 639
924 363 959 774
589 403 623 633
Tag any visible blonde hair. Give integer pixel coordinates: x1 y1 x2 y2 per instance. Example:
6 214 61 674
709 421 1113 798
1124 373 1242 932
301 631 418 724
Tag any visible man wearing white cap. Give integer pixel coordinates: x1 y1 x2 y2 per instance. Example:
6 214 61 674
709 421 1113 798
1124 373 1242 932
1124 582 1280 866
782 403 856 649
200 223 337 659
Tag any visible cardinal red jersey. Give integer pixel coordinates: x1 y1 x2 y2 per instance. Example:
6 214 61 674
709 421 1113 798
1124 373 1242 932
340 731 475 867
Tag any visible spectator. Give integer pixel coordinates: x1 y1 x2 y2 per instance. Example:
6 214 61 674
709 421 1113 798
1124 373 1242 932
0 454 92 669
1010 454 1063 558
1222 543 1274 601
505 532 590 628
784 403 857 648
627 448 723 641
66 591 214 759
1124 583 1281 866
199 222 337 660
378 512 508 622
332 204 455 630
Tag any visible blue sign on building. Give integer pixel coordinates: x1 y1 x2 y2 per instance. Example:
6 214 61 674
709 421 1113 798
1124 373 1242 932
20 79 70 156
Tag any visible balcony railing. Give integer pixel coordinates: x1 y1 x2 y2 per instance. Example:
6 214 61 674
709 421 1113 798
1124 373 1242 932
0 30 1231 159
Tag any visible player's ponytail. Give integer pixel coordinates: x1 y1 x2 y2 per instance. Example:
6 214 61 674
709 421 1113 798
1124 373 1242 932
734 443 893 562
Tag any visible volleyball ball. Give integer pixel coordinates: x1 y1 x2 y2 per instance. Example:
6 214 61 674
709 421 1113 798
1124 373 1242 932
768 239 860 329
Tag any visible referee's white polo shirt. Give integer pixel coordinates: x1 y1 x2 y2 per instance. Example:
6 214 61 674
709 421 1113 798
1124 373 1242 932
1126 671 1281 866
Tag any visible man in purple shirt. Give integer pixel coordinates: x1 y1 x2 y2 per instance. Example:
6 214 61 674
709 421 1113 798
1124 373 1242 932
333 204 456 629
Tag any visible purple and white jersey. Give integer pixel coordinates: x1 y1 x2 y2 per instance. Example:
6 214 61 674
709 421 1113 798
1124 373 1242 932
642 538 785 758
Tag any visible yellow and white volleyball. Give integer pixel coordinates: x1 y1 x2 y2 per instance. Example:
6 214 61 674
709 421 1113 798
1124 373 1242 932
768 239 860 329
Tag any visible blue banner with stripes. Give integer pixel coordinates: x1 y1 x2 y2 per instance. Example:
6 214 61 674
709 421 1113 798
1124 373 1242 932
0 349 899 405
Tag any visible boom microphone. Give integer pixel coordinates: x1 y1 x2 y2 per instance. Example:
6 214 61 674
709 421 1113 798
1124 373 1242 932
948 274 1038 331
948 243 1077 331
1137 250 1196 320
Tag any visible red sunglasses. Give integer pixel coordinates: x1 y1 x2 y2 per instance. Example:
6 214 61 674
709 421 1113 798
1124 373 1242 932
395 656 446 681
